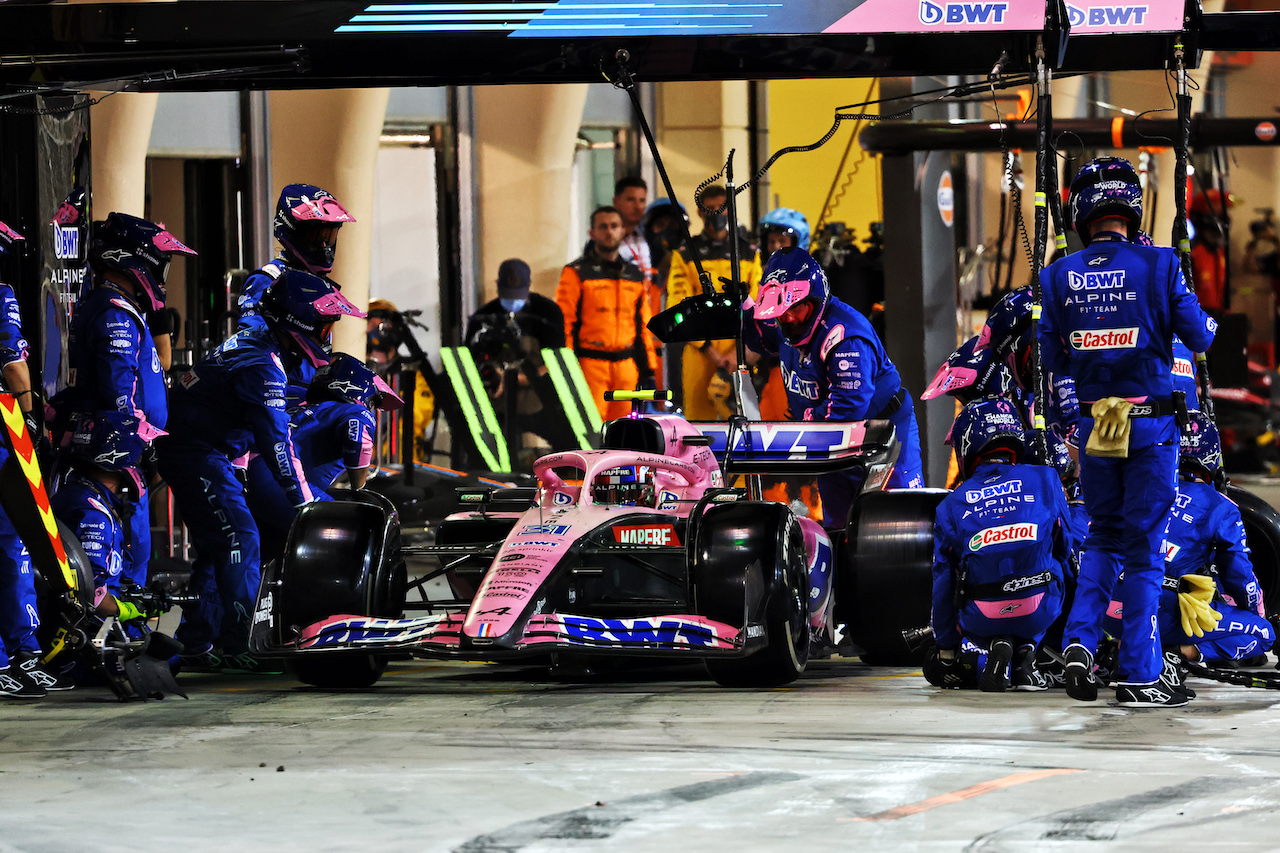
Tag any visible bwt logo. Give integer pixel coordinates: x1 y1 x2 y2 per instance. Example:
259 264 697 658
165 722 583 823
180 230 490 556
1066 4 1148 27
965 480 1022 503
52 225 80 261
919 0 1008 25
1068 270 1126 290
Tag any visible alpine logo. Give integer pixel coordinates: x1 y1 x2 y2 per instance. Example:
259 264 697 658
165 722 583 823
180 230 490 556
1070 327 1138 350
1066 4 1149 28
965 480 1022 503
1068 270 1126 290
969 522 1038 551
613 525 681 547
919 0 1008 24
552 491 573 506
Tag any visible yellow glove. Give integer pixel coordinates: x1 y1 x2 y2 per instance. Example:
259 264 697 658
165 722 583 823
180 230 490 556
1085 397 1134 458
1181 573 1217 605
1177 590 1222 638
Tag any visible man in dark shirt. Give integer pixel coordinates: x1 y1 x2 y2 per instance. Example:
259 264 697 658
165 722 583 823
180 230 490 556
467 259 573 456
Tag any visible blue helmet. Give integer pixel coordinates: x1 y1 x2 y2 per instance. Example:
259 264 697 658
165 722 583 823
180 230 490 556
976 288 1035 388
66 411 153 503
1179 411 1223 483
1069 156 1143 242
260 269 365 369
1047 427 1078 484
760 207 810 252
274 184 355 275
756 247 829 346
592 465 652 506
307 352 404 411
951 396 1025 479
89 212 196 312
921 336 1013 403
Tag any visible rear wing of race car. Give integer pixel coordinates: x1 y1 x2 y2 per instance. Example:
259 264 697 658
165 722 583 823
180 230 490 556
687 419 899 478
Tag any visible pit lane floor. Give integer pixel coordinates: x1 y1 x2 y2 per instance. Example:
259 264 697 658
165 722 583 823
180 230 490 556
4 656 1280 852
6 480 1280 852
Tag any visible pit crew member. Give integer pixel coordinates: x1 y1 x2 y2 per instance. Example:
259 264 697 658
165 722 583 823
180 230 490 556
927 397 1070 692
746 247 924 529
1039 156 1217 708
158 270 363 671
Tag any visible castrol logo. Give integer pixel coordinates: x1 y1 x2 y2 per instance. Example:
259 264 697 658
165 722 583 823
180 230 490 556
1172 358 1194 378
1070 327 1138 350
969 522 1038 551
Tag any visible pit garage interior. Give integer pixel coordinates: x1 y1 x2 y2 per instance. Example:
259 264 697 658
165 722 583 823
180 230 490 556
6 1 1280 851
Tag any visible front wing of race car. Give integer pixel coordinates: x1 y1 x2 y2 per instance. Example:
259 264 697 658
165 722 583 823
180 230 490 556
253 538 757 661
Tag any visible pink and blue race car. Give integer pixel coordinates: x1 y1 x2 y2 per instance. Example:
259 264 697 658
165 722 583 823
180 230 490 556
249 401 945 688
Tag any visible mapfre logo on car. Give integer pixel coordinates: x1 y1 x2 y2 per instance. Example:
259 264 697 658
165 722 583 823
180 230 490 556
919 0 1009 25
1070 327 1138 350
969 522 1038 551
613 525 682 547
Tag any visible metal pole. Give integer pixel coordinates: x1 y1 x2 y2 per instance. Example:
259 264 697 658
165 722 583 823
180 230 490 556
1173 42 1215 421
1028 40 1051 463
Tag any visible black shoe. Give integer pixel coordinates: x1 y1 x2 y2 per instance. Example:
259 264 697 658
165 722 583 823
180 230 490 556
1239 653 1269 668
1161 649 1196 700
980 637 1013 692
14 652 75 692
1063 643 1098 702
0 665 46 699
171 647 224 675
1115 678 1190 708
1012 644 1049 691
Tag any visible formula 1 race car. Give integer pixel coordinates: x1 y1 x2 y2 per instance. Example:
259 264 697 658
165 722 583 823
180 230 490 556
249 397 946 688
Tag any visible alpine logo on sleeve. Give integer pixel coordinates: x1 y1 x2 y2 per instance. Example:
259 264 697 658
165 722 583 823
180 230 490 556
1070 327 1138 350
969 522 1038 551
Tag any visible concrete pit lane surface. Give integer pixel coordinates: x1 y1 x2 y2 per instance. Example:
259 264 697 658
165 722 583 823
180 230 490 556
9 479 1280 852
5 657 1280 852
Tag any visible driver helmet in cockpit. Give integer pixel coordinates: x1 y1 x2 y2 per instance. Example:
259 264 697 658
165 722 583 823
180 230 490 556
592 465 653 507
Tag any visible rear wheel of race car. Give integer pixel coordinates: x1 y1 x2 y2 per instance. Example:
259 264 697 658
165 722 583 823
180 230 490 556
279 495 406 689
1225 485 1280 610
844 489 948 666
693 502 810 688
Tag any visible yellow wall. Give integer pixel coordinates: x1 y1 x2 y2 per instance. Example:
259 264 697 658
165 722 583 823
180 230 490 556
655 81 753 221
765 78 881 244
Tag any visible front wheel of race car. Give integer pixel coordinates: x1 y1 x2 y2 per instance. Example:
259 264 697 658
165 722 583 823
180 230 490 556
279 493 406 689
693 502 810 688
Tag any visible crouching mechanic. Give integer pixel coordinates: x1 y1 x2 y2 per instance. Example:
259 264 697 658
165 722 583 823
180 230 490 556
1040 156 1217 707
246 353 403 559
52 413 163 626
746 247 924 529
159 270 364 672
927 398 1071 691
1105 413 1272 691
